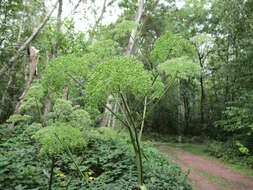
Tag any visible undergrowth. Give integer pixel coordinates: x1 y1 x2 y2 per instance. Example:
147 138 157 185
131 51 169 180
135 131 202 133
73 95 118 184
0 124 191 190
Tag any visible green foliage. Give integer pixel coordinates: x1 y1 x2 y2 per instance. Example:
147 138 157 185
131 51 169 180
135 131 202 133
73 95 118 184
79 128 192 190
191 33 214 54
151 32 195 65
236 141 249 155
206 140 253 168
87 56 164 106
0 125 48 189
2 0 253 187
23 122 42 137
7 114 31 124
112 20 138 40
0 124 192 190
70 109 91 129
42 54 89 95
214 95 253 156
52 98 73 122
158 56 201 79
60 20 87 55
85 106 102 127
215 106 253 132
85 127 129 145
47 98 91 129
18 83 45 121
34 123 86 157
87 39 122 61
42 19 87 56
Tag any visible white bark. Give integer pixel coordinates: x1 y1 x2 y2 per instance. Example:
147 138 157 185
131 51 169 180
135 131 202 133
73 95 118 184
14 46 39 113
124 0 145 56
102 0 145 127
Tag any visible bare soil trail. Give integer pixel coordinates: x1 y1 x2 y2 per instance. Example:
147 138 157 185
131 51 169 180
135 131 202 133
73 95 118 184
155 142 253 190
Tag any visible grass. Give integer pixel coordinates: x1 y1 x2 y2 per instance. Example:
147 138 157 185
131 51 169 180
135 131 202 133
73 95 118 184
198 169 230 190
224 162 253 178
168 142 209 156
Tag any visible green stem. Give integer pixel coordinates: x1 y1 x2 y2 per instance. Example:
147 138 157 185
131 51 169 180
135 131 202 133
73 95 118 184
139 96 147 142
120 92 144 185
54 133 86 181
106 104 138 154
48 157 55 190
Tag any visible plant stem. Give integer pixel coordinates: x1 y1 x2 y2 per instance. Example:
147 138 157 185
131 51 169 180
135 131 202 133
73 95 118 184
120 92 144 185
105 103 138 153
139 96 147 142
48 157 55 190
54 133 86 181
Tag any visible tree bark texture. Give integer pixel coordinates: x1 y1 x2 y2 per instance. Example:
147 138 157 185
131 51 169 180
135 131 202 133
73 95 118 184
52 0 63 58
14 46 39 113
124 0 145 56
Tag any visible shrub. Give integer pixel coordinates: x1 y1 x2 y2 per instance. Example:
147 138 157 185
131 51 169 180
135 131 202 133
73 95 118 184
7 114 31 125
0 125 48 189
206 140 253 168
33 123 86 156
52 99 73 122
77 128 192 190
70 109 91 129
23 122 43 137
0 125 192 190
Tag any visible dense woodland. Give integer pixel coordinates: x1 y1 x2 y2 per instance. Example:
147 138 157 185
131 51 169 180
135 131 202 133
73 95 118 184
0 0 253 189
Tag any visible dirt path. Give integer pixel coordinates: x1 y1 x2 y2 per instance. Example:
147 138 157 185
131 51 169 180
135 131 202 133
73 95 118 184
156 142 253 190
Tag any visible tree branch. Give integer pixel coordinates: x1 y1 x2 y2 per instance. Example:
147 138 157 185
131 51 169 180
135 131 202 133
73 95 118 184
0 1 58 77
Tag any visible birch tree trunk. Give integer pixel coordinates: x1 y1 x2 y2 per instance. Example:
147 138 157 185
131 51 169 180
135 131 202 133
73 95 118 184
101 0 145 127
14 46 39 113
43 0 63 123
124 0 144 56
52 0 63 58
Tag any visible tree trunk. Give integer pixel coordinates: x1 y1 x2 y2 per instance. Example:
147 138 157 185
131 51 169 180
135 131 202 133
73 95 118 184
52 0 63 58
111 98 119 128
43 0 63 122
183 94 190 135
100 95 113 126
200 72 205 127
198 52 205 128
14 46 39 113
124 0 145 56
0 1 57 77
101 0 145 127
42 90 52 125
